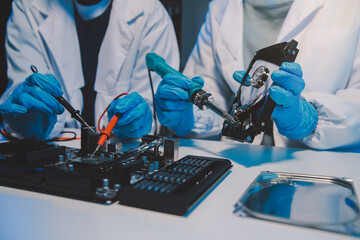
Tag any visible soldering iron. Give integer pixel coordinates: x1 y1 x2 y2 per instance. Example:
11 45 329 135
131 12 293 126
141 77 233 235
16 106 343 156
30 65 96 134
145 53 237 125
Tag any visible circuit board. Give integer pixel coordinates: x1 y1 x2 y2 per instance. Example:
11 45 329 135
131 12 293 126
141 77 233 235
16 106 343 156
0 128 232 215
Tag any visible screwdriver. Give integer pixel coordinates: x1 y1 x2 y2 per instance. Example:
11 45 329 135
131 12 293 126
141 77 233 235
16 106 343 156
30 65 96 134
90 112 120 158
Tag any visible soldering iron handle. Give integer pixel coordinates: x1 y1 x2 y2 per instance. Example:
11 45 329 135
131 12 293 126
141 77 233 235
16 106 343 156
29 64 95 133
145 54 238 125
55 96 76 116
30 65 79 119
146 53 185 78
145 53 203 98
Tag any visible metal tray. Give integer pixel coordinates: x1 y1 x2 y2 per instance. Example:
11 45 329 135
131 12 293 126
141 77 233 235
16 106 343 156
234 171 360 236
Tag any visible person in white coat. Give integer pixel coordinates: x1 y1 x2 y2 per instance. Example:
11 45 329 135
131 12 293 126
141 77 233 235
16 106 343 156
155 0 360 150
0 0 179 140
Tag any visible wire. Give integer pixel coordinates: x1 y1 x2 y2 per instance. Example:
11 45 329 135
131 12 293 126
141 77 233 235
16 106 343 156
0 129 79 142
97 92 129 132
0 129 19 140
49 131 80 142
148 69 158 135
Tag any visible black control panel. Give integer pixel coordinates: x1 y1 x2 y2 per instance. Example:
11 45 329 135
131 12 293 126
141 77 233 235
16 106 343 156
119 155 232 215
0 129 232 215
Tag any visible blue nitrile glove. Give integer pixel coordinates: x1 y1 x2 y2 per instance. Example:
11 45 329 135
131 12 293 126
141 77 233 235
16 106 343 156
107 92 152 138
0 73 64 140
155 73 204 137
232 71 252 86
269 62 318 139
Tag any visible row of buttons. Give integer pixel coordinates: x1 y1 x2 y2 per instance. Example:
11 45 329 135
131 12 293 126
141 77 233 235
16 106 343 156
131 157 216 194
179 158 213 167
134 179 180 194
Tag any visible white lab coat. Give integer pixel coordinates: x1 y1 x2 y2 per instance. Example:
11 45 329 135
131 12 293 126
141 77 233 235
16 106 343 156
184 0 360 150
2 0 179 138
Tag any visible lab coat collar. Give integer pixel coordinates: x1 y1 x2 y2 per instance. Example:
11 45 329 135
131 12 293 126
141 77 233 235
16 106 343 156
277 0 326 42
217 0 243 63
216 0 326 62
215 0 244 94
32 0 143 22
37 0 84 92
35 0 143 94
215 0 326 94
32 0 51 15
112 0 144 23
94 0 139 95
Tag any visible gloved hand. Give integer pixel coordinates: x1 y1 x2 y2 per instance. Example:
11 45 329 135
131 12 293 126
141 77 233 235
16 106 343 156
232 71 251 86
0 73 64 140
269 62 318 139
232 62 318 139
155 73 204 137
107 92 152 138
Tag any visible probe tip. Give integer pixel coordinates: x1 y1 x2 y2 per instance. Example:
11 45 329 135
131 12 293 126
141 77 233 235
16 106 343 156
90 145 101 159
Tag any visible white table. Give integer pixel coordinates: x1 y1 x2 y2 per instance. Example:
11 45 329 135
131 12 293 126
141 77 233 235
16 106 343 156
0 137 359 240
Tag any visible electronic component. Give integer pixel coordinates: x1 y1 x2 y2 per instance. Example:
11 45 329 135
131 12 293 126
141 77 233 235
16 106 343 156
0 128 231 215
222 40 299 143
119 155 232 215
0 139 66 164
146 40 299 143
0 128 179 203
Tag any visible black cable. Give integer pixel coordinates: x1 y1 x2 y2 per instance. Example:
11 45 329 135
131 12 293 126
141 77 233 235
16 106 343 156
148 68 158 135
0 129 77 142
47 130 77 142
0 129 19 141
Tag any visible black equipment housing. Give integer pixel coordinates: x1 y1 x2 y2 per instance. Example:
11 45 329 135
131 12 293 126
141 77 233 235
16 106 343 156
221 40 299 143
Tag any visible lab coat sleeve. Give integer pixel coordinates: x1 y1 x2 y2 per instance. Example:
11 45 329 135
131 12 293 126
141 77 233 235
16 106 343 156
2 0 64 139
128 0 180 134
183 0 233 138
300 30 360 150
